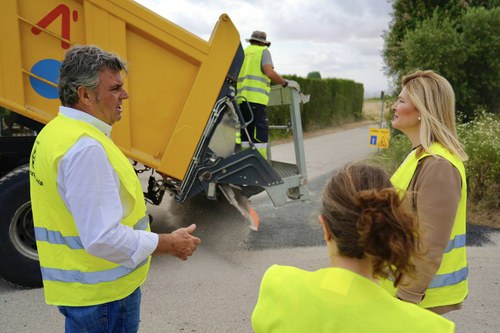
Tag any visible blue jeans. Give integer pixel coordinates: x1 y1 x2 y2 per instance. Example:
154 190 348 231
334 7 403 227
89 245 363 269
58 287 142 333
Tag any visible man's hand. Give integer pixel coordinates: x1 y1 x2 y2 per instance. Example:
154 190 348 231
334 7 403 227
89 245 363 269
154 224 201 260
285 80 300 91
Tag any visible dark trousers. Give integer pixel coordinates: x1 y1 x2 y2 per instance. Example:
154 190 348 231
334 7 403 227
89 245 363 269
239 102 269 143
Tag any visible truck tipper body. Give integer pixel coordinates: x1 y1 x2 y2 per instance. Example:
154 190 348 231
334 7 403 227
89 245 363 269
0 0 309 287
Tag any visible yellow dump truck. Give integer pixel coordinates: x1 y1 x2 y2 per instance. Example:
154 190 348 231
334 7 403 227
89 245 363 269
0 0 309 287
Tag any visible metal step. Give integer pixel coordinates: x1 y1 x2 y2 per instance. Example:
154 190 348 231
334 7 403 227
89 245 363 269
270 160 299 179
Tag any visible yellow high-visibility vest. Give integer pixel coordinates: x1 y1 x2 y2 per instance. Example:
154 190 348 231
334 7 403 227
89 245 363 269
252 265 455 333
237 45 271 105
381 142 468 308
30 114 151 306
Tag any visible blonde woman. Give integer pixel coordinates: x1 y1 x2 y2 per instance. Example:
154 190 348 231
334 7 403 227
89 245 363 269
252 163 455 332
382 70 468 314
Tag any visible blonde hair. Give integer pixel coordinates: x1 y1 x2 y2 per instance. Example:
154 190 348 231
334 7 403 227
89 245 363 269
402 70 468 161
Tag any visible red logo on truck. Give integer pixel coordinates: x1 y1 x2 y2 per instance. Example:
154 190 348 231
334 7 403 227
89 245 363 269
31 4 78 49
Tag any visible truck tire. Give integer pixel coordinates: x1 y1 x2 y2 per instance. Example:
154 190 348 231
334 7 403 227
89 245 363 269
0 165 42 288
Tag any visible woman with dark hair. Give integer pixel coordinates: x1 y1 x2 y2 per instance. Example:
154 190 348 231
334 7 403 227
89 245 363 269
251 163 454 332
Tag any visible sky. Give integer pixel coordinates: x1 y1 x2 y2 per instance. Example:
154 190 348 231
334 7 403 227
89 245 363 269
134 0 394 98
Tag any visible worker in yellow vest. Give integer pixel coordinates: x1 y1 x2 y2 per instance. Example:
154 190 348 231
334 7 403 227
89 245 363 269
236 30 299 159
381 70 468 314
30 45 201 332
252 163 455 332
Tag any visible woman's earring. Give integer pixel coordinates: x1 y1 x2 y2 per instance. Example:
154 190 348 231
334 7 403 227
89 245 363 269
418 116 421 121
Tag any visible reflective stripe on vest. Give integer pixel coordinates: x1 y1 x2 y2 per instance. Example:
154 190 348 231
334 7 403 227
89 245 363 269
237 45 271 105
41 259 148 284
443 234 466 254
427 234 467 289
429 267 469 289
34 215 149 250
384 142 468 308
30 114 151 306
239 74 269 85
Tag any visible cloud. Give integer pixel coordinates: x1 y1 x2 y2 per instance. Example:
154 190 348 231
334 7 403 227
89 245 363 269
135 0 392 97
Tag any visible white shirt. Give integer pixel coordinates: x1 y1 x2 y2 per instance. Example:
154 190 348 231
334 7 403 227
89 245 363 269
57 106 158 268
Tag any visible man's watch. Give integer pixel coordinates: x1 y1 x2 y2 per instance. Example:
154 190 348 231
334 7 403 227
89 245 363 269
282 80 288 88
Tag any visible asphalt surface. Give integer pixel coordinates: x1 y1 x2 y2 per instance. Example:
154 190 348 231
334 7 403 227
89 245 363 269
0 124 499 332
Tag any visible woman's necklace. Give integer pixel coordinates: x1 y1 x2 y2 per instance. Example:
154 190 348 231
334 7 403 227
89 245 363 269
411 144 422 152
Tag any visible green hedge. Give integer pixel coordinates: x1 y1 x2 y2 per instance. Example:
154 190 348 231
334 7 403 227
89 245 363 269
267 76 364 135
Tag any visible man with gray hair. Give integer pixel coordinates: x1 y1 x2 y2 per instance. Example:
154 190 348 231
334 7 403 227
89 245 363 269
30 45 201 332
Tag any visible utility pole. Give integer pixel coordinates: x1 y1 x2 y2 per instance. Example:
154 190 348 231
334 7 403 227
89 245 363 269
379 91 385 128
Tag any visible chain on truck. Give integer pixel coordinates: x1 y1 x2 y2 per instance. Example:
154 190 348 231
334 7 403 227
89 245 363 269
0 0 310 288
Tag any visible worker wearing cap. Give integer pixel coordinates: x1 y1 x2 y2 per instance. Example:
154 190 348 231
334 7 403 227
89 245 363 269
236 30 299 159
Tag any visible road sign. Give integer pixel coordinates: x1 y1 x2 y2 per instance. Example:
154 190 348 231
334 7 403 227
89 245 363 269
368 128 390 149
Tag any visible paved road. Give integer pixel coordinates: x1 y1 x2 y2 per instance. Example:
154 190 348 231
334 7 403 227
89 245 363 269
1 125 498 332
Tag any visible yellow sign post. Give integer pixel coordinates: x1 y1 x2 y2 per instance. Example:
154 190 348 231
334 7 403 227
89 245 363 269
368 128 390 149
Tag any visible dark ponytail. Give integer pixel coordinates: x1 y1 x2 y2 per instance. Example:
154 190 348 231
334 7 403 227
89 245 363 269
321 163 420 285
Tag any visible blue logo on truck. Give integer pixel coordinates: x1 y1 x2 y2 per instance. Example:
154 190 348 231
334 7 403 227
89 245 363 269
30 59 61 99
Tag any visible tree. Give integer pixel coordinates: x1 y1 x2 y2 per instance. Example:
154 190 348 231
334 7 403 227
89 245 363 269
383 0 500 116
402 13 469 113
384 0 497 77
460 7 500 114
403 14 465 78
307 71 322 79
